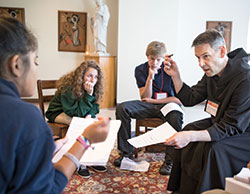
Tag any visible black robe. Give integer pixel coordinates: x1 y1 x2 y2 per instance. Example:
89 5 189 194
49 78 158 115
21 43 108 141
167 48 250 194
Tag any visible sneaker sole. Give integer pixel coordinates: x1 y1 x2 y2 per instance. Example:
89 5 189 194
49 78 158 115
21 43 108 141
77 173 91 179
88 166 107 172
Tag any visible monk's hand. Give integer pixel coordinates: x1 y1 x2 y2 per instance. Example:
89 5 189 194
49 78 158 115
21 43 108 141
164 55 179 77
247 161 250 169
164 131 193 149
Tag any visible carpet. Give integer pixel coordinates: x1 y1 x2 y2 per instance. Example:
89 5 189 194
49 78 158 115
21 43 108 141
62 148 170 194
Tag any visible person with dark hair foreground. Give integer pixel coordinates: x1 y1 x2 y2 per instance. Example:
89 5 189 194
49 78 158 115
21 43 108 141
0 17 109 193
164 29 250 194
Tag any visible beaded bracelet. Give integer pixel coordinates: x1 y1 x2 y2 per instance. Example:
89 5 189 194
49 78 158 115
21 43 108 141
77 135 94 150
63 152 80 170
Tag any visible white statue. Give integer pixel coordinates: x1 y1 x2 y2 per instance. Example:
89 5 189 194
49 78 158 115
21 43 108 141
90 0 110 55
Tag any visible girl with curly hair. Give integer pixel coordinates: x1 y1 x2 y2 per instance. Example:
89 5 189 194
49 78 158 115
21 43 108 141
46 60 103 124
46 60 106 178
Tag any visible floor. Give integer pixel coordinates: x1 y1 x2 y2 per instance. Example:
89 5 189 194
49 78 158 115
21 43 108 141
50 102 210 193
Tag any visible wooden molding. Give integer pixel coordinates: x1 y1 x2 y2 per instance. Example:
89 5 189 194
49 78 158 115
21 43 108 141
21 98 39 103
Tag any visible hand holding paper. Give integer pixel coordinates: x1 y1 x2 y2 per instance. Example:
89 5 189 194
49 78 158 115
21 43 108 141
53 117 121 166
82 117 110 144
127 122 177 148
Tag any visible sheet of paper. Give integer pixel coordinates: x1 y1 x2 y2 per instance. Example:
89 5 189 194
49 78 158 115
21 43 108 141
80 119 121 166
52 117 121 166
160 102 184 116
234 167 250 184
120 157 150 172
127 122 177 148
226 177 250 194
52 117 94 163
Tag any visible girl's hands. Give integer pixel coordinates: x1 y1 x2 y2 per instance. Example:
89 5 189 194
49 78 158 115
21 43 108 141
53 136 68 155
82 117 110 144
84 81 95 95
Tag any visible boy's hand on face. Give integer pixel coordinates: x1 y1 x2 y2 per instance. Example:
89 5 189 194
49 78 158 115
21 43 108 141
148 66 158 80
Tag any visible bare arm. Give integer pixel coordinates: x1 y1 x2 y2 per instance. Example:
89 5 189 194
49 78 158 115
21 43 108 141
164 55 183 94
53 117 110 180
165 130 211 149
139 74 153 98
139 64 160 98
54 141 85 180
171 74 183 94
139 85 152 99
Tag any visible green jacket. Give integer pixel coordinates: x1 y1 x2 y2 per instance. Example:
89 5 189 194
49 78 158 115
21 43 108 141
45 88 99 122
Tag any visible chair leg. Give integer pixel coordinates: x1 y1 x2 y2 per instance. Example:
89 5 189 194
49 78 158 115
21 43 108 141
134 118 166 157
134 150 138 158
135 121 140 158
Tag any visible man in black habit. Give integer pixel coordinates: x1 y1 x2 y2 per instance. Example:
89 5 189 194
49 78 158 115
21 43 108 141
164 29 250 194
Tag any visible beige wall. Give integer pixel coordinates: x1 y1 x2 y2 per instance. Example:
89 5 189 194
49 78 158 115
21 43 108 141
0 0 118 97
0 0 249 103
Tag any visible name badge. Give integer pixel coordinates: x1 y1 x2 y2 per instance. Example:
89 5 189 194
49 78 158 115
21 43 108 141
155 92 167 99
205 100 219 117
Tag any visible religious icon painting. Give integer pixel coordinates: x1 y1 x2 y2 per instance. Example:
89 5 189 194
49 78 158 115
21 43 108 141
0 7 25 24
58 10 87 52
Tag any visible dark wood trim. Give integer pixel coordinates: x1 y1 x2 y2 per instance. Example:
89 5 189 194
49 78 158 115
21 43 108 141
21 98 39 103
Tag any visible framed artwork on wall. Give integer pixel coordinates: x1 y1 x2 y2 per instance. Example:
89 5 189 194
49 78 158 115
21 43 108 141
206 21 232 52
0 7 25 24
58 10 87 52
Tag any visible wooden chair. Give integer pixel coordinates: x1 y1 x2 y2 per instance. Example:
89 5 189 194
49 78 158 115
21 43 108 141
37 80 68 138
134 118 165 158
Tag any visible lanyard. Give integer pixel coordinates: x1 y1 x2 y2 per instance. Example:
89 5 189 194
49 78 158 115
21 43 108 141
153 65 164 92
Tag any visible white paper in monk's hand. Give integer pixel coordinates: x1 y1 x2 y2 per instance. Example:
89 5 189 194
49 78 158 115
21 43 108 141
52 117 121 166
161 102 184 116
127 122 177 148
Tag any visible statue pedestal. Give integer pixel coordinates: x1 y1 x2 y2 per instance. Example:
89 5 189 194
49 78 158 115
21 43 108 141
89 52 110 56
85 55 116 109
